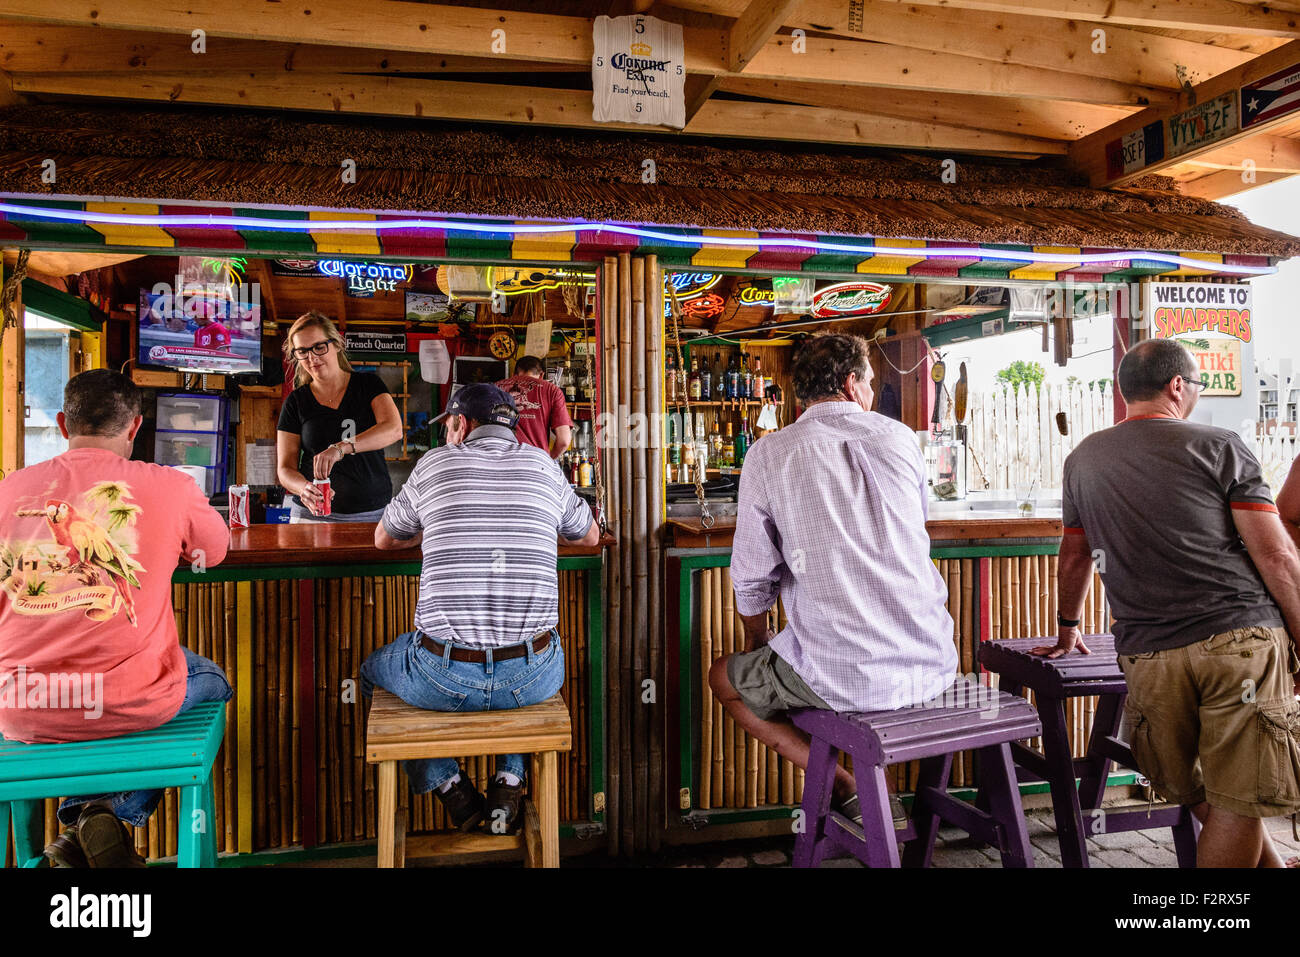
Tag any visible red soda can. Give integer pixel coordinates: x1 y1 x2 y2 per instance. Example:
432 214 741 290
313 478 332 516
228 484 250 528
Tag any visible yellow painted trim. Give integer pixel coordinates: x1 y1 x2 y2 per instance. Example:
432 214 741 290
692 230 759 270
236 580 253 854
308 211 381 256
511 223 577 262
856 238 926 275
1009 246 1082 281
1165 251 1224 277
84 202 174 248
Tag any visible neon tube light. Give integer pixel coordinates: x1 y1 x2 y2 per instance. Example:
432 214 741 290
0 201 1277 276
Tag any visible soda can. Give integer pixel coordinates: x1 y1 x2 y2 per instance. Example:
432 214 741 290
228 484 250 528
313 478 332 516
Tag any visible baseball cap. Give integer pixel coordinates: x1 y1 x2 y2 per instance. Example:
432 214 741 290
433 381 519 429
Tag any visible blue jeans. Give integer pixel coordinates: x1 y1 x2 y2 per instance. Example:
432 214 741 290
360 630 565 793
57 647 234 827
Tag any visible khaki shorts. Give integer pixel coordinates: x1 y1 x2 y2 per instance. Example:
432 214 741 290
727 645 831 721
1119 625 1300 818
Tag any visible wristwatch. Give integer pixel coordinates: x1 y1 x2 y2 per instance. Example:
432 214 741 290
1057 613 1082 629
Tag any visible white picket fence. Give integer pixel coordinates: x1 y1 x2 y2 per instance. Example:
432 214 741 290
966 383 1299 496
966 383 1113 493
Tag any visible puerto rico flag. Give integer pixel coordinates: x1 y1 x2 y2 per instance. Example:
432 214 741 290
1241 65 1300 129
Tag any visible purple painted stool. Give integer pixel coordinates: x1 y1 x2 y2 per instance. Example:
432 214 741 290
791 677 1042 868
978 635 1199 868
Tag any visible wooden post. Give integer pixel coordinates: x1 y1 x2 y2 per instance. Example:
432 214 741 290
0 257 23 477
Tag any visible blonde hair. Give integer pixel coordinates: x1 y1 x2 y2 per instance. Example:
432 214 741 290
283 310 353 387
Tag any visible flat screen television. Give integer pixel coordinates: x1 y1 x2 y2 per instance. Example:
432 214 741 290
138 288 262 374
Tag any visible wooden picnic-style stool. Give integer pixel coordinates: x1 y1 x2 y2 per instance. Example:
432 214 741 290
791 677 1042 868
365 690 572 868
0 701 227 868
978 634 1199 868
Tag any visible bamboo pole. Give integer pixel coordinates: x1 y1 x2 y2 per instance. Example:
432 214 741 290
253 579 267 849
721 567 736 807
290 578 302 846
601 257 622 856
277 579 292 847
618 252 635 854
699 568 713 810
644 253 664 851
630 255 649 853
960 560 974 787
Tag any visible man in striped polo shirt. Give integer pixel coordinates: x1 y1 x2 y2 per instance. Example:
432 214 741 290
361 383 599 833
1041 338 1300 867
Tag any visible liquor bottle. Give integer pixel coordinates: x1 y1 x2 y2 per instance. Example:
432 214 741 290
666 351 678 403
708 418 722 469
682 413 695 472
689 356 702 400
712 353 725 400
570 455 581 485
735 417 749 467
727 353 740 399
740 353 752 400
723 422 736 468
580 457 593 488
667 414 680 468
564 362 577 403
699 359 711 400
751 356 764 400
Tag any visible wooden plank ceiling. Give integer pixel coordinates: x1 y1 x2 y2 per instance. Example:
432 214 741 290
0 0 1297 200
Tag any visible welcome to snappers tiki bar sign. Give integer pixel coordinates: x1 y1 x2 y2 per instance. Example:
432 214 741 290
1145 282 1252 341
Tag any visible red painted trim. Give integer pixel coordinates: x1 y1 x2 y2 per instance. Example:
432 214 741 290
978 557 992 676
1230 501 1279 512
1062 526 1087 535
298 578 317 850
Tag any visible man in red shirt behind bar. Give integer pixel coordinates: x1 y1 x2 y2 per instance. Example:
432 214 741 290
498 355 572 459
0 370 232 867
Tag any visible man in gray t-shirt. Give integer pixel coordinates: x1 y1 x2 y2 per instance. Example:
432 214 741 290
1040 338 1300 868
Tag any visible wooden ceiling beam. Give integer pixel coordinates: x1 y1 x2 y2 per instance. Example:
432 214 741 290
869 0 1300 38
728 0 802 71
0 21 583 75
674 0 1251 86
1183 133 1300 172
8 70 1063 155
1177 167 1295 198
1070 39 1300 186
719 77 1135 140
741 32 1173 106
0 1 729 73
0 2 1173 108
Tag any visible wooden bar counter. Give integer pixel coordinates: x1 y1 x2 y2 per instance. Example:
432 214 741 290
34 523 611 863
664 510 1114 834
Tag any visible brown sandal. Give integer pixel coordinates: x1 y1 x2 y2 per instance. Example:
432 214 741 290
43 825 89 868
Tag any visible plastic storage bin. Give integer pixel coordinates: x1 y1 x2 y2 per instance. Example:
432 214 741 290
157 394 222 432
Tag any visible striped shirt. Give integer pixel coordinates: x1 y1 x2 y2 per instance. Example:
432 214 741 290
381 425 592 649
731 401 957 712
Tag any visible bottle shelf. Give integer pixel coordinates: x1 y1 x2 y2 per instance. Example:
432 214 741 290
666 400 761 407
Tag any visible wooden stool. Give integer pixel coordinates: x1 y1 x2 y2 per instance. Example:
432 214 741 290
791 678 1042 868
365 690 572 868
0 701 227 868
979 635 1199 868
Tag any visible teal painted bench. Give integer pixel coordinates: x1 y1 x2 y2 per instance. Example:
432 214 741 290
0 701 226 868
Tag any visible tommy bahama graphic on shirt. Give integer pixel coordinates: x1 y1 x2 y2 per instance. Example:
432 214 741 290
0 481 145 626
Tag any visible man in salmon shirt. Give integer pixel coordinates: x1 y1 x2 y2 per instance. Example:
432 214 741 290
0 370 231 867
497 355 572 459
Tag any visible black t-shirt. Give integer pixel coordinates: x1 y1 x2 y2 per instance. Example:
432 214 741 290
277 372 394 514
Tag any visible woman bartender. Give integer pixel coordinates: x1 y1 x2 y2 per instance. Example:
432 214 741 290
276 311 404 522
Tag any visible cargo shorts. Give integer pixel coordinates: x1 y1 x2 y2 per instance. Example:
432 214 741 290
1119 625 1300 818
727 645 831 721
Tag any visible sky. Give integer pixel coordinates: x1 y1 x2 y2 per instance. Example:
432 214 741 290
942 176 1300 393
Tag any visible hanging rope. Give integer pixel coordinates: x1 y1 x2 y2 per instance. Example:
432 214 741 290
667 282 713 530
1 248 31 331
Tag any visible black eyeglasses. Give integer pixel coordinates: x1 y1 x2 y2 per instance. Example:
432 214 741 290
1180 375 1207 393
291 341 333 360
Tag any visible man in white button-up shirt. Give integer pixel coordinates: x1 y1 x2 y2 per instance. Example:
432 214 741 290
708 334 957 824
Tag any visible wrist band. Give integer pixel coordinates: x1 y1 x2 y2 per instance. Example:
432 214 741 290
1057 613 1082 629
